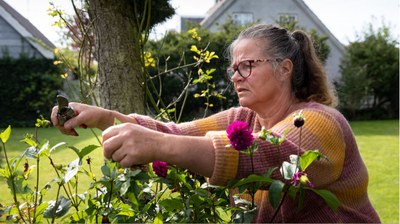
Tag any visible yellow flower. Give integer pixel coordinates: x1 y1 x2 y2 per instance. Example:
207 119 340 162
144 51 156 67
53 60 63 65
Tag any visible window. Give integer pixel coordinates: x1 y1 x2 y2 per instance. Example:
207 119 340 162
279 14 298 24
232 12 253 26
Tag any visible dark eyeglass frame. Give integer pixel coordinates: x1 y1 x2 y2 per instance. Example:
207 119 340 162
226 58 279 80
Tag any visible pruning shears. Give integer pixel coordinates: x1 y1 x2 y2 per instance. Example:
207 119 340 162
56 95 76 126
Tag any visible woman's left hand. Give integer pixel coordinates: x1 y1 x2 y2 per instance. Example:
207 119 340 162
102 123 162 168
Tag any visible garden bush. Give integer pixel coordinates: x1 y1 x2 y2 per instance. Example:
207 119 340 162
0 55 62 127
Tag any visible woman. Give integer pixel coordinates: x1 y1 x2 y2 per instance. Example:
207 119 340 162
52 24 380 222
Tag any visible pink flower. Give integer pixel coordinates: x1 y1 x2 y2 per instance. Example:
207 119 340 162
152 160 168 178
226 121 254 151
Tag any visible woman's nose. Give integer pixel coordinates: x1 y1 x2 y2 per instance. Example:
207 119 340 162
230 70 243 82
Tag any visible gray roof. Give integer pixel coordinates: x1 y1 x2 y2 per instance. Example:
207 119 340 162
201 0 344 54
0 0 55 58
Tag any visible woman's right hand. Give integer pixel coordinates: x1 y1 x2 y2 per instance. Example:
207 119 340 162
51 103 113 136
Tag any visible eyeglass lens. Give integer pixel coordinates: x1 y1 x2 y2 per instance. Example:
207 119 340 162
227 60 252 79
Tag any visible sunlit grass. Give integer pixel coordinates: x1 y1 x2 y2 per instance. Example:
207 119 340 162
350 119 399 224
0 120 398 223
0 127 103 206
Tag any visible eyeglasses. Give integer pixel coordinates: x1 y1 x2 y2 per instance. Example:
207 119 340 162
226 58 278 80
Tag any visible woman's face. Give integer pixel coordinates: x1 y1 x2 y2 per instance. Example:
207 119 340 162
230 38 286 111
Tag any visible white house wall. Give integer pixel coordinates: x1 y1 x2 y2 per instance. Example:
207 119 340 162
0 15 42 58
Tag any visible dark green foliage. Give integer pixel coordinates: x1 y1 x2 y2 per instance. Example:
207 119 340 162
145 19 331 121
336 24 399 120
145 21 244 120
0 56 63 127
134 0 175 29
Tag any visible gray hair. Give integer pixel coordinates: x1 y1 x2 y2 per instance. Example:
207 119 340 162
227 23 337 107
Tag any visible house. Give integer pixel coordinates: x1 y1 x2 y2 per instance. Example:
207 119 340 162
187 0 346 82
0 0 54 59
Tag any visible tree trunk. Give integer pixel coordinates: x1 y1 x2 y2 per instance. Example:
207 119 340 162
88 0 145 114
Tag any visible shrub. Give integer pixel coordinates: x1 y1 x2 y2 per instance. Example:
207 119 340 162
0 55 62 127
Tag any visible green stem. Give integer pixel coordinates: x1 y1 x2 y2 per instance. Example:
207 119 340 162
51 184 62 224
250 151 256 209
48 157 78 210
296 127 303 170
277 144 285 180
269 187 289 223
107 178 114 209
75 175 79 207
33 156 40 223
30 126 40 223
1 142 27 223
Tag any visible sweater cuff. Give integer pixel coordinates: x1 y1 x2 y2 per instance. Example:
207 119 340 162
128 114 155 129
206 131 239 186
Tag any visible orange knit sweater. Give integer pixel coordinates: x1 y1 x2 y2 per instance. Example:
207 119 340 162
132 102 380 223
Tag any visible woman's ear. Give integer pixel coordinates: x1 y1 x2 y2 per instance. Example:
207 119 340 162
277 59 293 81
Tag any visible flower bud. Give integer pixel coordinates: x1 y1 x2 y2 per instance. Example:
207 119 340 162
299 174 314 187
294 117 304 128
293 110 305 128
258 127 267 140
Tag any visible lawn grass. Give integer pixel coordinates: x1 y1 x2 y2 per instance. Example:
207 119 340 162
1 120 399 223
350 119 399 223
0 127 104 206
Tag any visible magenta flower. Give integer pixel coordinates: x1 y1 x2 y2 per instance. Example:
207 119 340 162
293 171 314 187
226 121 254 151
152 160 168 178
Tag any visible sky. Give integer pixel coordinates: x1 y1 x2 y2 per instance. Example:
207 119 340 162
3 0 399 47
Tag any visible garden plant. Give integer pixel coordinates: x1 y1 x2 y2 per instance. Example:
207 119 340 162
0 22 344 222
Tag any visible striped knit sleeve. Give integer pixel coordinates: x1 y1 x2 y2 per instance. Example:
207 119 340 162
129 108 253 186
205 131 239 186
266 108 346 187
129 109 231 136
128 107 252 136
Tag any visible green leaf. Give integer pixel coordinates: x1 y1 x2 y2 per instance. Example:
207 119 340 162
114 118 122 125
167 108 176 114
287 185 299 200
278 129 289 145
0 125 11 143
64 158 81 184
21 137 37 147
300 150 322 171
0 168 10 178
50 142 67 153
117 203 134 217
228 174 273 189
68 146 81 158
43 195 71 218
298 187 305 210
24 146 39 159
8 175 32 195
159 198 184 211
280 161 297 180
153 212 164 224
310 188 340 211
11 156 24 174
269 180 285 209
78 145 99 160
34 202 49 222
120 180 131 196
38 141 50 157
